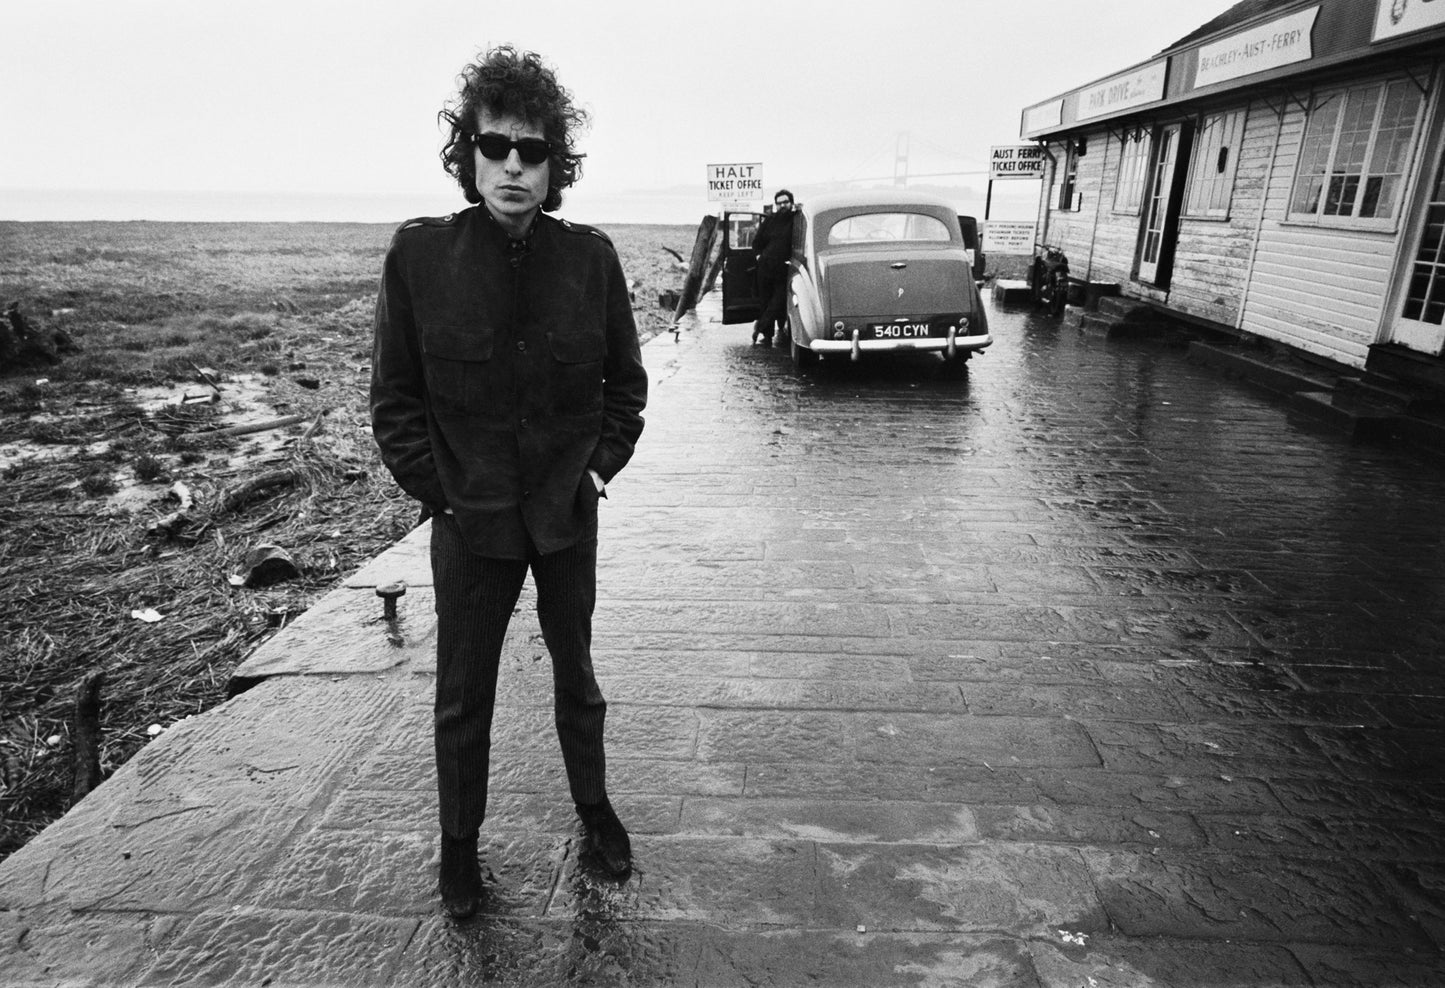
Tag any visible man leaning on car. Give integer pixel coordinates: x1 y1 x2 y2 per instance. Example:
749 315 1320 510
752 189 795 346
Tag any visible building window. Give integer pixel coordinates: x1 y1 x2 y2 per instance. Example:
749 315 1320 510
1114 133 1150 214
1184 109 1245 218
1058 140 1081 211
1289 79 1424 225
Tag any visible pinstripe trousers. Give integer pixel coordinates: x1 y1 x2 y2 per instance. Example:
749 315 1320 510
430 512 608 839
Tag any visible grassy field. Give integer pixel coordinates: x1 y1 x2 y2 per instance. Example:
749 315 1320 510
0 217 697 860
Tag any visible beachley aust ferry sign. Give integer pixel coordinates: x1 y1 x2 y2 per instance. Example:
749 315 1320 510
1195 6 1317 87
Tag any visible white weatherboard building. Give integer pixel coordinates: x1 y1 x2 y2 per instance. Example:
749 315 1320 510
1020 0 1445 389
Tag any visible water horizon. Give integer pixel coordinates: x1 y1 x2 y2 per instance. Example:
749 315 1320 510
1 183 1033 228
0 187 713 227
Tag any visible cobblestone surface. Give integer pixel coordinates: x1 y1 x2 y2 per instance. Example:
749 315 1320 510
2 292 1444 985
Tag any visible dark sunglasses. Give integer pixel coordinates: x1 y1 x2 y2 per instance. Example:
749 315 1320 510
470 132 553 165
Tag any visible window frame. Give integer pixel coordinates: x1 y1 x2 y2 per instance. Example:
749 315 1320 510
1113 131 1151 215
824 211 953 246
1057 140 1082 212
1183 108 1246 220
1285 77 1426 231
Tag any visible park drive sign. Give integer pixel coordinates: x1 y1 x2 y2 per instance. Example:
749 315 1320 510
707 162 764 202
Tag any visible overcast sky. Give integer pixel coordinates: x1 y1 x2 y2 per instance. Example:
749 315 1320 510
1 0 1231 222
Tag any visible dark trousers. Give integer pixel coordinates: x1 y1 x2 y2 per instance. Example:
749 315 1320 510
430 513 607 838
755 263 787 339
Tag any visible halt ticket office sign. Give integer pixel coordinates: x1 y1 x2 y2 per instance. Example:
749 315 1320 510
989 145 1046 180
707 162 764 203
983 221 1036 255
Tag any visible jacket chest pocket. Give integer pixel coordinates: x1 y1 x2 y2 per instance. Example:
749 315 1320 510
546 330 606 414
420 322 496 417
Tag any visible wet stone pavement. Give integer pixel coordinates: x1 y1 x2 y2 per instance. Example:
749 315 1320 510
3 291 1445 986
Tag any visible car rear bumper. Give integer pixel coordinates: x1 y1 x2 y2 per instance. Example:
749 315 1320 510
809 333 993 356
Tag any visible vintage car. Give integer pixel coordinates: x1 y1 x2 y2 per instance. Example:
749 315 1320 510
780 190 992 371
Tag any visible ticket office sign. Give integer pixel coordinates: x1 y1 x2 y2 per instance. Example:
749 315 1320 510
989 145 1047 181
707 163 764 202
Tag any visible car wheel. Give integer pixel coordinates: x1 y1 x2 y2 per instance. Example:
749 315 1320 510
790 335 816 373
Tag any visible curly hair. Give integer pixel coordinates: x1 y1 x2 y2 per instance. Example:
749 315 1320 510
439 46 588 212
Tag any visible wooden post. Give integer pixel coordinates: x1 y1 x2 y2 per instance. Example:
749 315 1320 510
71 671 103 802
672 215 721 322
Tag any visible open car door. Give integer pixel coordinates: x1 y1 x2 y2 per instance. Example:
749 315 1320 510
720 210 763 325
958 215 985 283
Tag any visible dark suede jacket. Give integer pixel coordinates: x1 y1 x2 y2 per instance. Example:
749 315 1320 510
370 205 647 559
752 208 795 267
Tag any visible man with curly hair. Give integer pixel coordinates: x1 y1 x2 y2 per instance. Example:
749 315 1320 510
371 45 647 920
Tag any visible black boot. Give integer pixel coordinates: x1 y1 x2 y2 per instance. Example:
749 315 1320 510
576 797 632 878
439 831 481 920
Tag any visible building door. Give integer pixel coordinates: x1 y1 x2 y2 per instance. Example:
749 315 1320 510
1387 138 1445 355
1137 124 1188 286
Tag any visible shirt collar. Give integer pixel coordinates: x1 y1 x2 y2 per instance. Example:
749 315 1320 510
479 203 541 246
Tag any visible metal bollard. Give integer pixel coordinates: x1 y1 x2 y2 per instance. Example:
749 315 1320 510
376 582 406 621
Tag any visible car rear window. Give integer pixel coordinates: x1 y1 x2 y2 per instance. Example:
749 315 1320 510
826 212 951 245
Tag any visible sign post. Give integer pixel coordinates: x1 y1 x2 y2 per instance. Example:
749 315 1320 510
986 144 1047 221
985 145 1047 256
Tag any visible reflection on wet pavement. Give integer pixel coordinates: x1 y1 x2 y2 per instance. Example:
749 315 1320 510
6 291 1445 985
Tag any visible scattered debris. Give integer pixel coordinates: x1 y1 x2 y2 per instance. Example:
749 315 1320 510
1 301 79 373
148 481 196 537
219 468 305 515
130 608 164 623
188 412 314 443
233 542 300 588
189 362 224 398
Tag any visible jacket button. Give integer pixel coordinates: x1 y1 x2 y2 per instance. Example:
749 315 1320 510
519 418 528 429
516 340 527 352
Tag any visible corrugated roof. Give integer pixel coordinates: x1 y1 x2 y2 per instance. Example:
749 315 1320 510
1161 0 1303 52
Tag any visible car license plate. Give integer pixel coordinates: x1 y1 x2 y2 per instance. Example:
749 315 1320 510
868 322 933 339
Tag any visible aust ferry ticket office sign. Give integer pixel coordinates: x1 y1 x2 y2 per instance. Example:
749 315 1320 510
984 146 1046 254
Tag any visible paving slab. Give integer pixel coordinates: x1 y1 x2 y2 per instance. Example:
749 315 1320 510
4 290 1445 985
